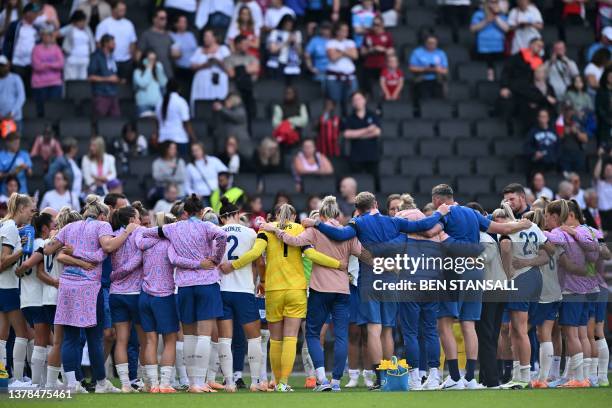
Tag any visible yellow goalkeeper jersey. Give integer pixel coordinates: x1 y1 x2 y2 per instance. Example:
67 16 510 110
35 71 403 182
231 222 339 291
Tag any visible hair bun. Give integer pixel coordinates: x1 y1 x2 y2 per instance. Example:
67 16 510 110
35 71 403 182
220 196 230 205
85 194 101 205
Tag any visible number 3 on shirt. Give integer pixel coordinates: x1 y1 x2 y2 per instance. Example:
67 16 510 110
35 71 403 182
227 236 239 260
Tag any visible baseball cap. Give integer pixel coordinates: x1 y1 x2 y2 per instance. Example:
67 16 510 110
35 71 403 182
0 55 8 65
23 3 41 13
603 26 612 41
106 179 122 190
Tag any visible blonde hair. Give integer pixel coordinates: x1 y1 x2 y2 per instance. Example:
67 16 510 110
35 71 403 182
319 195 340 220
155 212 176 226
531 196 550 210
545 199 569 223
275 203 296 229
399 193 417 210
88 136 106 160
56 206 83 229
523 208 545 229
2 193 32 221
258 138 280 166
82 194 110 219
492 202 515 221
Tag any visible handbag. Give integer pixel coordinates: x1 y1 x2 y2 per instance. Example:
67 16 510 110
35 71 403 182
273 120 300 146
378 356 410 392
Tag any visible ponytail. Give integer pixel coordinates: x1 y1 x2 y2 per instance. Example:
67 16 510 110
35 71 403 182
219 196 239 220
56 206 83 229
492 201 515 221
566 199 585 225
32 212 53 238
155 211 176 227
399 193 417 210
319 195 339 220
131 201 148 222
545 199 569 223
524 208 545 229
82 194 110 219
110 206 137 231
2 193 32 222
183 193 204 216
275 203 296 229
161 79 179 122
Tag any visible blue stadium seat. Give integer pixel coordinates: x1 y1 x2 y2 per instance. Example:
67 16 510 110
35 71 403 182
438 119 471 139
401 119 436 138
264 173 296 193
456 138 491 157
457 176 492 196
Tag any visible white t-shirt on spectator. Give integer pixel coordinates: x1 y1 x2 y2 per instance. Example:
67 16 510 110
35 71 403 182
67 27 92 63
184 157 228 197
326 39 357 74
584 63 604 84
596 180 612 211
264 6 295 30
165 0 197 12
508 5 543 54
12 23 37 66
95 17 137 62
40 190 81 212
156 92 190 144
152 198 173 214
190 45 231 105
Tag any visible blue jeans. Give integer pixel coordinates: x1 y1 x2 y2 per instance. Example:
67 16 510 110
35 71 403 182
399 301 440 369
32 85 62 117
324 77 358 113
306 289 350 380
62 289 106 381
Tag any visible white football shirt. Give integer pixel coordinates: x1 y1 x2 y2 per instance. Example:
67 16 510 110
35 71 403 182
20 238 45 308
0 219 22 289
220 223 257 293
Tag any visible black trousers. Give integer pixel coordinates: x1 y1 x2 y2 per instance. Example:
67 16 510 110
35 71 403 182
476 297 505 387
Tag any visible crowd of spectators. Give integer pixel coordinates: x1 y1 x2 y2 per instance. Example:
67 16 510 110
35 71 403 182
0 0 610 236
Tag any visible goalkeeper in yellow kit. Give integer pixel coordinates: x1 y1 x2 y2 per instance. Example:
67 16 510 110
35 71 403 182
220 203 343 392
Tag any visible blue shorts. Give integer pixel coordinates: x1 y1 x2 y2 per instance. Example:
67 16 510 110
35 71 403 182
502 310 510 324
438 300 482 321
43 305 57 325
22 306 46 325
531 302 560 326
139 292 180 334
109 293 141 325
177 283 223 324
220 291 260 325
559 295 589 327
0 288 20 312
102 287 112 329
506 268 543 313
588 291 607 323
256 296 266 324
359 300 397 327
349 284 364 325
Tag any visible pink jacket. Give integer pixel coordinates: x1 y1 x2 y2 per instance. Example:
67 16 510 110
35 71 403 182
31 44 64 88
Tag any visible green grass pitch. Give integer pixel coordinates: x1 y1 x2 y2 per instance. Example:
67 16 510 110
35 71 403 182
1 376 611 408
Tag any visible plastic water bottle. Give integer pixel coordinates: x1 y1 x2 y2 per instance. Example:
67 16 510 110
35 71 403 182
19 225 35 255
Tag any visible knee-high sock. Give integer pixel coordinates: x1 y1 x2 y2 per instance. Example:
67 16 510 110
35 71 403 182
46 365 61 388
248 337 262 384
550 356 561 379
175 341 188 384
269 339 282 382
145 364 159 387
27 339 34 366
31 346 48 386
218 338 233 384
194 335 211 386
183 335 197 386
0 339 6 368
206 341 219 383
13 337 28 380
583 358 591 381
116 363 130 387
597 339 609 381
260 330 270 381
570 353 584 381
160 366 173 387
538 342 553 381
301 343 315 377
280 337 298 384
